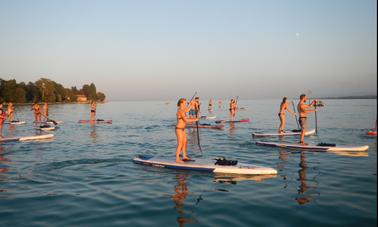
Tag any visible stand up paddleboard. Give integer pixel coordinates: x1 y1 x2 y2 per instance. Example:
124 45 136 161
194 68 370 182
133 155 278 175
186 124 224 130
216 119 250 124
4 120 26 125
367 131 377 136
252 129 316 138
0 134 54 143
35 125 56 131
256 141 369 152
78 119 112 124
201 115 217 120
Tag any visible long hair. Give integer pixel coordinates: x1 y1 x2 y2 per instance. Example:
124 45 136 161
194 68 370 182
177 98 186 107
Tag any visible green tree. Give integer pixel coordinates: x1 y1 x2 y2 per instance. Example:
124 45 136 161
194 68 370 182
97 92 106 102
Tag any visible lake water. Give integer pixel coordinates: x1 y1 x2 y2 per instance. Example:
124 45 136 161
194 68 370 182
0 99 376 226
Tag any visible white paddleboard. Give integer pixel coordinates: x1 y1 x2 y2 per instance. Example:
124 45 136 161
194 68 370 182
252 129 316 138
1 134 54 143
256 141 369 152
4 121 26 125
133 155 277 175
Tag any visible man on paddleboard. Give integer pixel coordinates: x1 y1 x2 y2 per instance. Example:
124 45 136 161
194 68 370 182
298 94 317 145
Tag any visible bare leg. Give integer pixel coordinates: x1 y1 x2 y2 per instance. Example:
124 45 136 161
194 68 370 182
175 129 184 163
182 131 189 160
300 130 305 144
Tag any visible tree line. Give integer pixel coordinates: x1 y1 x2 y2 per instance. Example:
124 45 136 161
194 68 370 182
0 78 106 103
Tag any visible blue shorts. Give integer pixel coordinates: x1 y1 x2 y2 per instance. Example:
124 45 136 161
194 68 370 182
189 110 196 116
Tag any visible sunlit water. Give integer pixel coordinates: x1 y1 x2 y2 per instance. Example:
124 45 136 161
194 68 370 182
0 99 376 226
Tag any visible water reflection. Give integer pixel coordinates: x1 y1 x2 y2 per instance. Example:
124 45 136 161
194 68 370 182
171 174 197 227
90 125 97 143
7 124 16 138
0 145 9 190
295 152 320 205
214 173 277 184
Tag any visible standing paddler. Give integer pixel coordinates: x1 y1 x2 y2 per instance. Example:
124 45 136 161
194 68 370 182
175 98 198 163
297 94 317 145
90 100 97 120
278 97 296 134
7 103 15 122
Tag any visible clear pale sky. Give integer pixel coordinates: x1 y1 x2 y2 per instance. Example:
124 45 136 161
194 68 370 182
0 0 376 100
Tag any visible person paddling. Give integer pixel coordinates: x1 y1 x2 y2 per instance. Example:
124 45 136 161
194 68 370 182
90 100 96 120
297 94 317 145
175 98 198 163
229 99 236 119
278 97 296 133
0 103 5 138
7 102 14 122
42 102 49 122
208 98 213 112
31 102 41 123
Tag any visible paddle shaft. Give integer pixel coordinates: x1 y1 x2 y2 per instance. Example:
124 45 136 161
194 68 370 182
314 101 318 135
291 101 300 129
188 92 202 152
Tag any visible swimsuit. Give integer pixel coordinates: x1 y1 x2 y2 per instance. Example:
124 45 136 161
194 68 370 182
299 117 308 131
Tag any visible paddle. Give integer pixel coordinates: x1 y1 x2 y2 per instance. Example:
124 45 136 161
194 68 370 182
314 100 318 135
291 101 300 130
187 92 202 153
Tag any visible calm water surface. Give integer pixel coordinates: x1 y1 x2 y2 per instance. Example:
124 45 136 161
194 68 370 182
0 99 376 227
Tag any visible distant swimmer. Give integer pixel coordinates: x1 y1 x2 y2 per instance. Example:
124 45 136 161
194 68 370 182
7 102 14 122
175 98 198 163
297 94 317 145
0 103 5 138
90 100 96 120
278 97 296 133
218 99 222 109
32 102 41 123
42 102 49 121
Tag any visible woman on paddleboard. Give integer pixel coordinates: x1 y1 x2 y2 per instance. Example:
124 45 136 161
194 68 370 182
90 100 96 120
278 97 296 133
229 99 236 119
297 94 317 145
7 102 14 122
175 98 198 163
32 102 41 123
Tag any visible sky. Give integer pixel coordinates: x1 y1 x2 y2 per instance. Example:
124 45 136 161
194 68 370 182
0 0 376 100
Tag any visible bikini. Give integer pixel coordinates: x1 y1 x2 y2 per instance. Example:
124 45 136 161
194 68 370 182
175 115 185 130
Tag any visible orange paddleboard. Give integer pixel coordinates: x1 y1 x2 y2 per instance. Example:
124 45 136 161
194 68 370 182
367 131 377 136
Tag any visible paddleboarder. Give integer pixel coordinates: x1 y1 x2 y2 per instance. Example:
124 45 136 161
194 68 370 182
0 103 5 138
208 98 213 112
90 100 96 120
278 97 296 133
188 99 197 119
6 102 14 122
297 94 317 145
42 102 49 122
175 98 198 163
229 99 236 119
31 102 41 123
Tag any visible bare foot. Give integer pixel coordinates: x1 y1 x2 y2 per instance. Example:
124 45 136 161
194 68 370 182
176 159 184 163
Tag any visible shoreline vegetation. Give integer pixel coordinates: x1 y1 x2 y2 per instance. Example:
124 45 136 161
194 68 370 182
0 78 106 104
